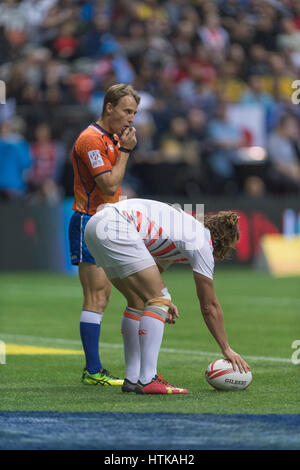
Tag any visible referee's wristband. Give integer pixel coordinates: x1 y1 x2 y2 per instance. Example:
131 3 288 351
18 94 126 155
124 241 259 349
119 147 131 153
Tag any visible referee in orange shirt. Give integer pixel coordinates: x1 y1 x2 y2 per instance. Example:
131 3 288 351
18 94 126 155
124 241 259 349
68 84 140 385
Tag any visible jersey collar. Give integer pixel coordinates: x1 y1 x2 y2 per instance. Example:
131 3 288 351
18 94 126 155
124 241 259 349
92 122 119 145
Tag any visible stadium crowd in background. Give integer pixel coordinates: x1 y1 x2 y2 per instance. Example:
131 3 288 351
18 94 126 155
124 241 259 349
1 0 300 202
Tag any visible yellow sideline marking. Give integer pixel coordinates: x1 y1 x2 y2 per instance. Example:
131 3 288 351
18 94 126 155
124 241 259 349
6 344 83 355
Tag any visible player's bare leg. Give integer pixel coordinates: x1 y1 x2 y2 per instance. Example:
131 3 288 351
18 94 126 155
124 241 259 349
78 263 123 385
111 265 188 394
111 265 164 302
79 263 111 313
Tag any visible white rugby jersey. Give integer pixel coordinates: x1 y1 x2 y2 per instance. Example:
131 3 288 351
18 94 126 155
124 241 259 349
110 198 215 279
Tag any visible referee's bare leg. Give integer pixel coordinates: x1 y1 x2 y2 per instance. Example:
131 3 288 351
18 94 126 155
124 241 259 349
78 263 123 384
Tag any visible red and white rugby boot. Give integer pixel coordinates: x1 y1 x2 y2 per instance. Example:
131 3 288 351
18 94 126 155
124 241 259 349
135 374 188 395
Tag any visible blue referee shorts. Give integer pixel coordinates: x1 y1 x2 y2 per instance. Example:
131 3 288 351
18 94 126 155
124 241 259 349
68 211 95 265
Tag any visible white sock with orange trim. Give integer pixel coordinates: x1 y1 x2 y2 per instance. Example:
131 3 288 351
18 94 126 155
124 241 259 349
138 306 167 385
121 306 143 384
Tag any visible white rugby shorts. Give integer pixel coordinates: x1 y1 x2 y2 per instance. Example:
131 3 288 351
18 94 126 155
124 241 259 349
84 205 156 279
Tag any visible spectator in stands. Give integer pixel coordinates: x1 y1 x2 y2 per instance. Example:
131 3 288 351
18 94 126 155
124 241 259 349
93 34 136 85
277 16 300 52
187 107 208 144
1 0 300 198
0 0 28 50
227 43 248 81
158 115 200 195
198 11 230 62
185 107 210 195
181 78 218 119
216 58 245 103
132 115 160 164
240 74 275 131
246 44 273 77
266 114 300 194
122 114 160 197
207 101 244 195
52 21 79 60
28 122 65 203
187 43 217 85
0 117 32 199
251 11 278 51
160 115 198 166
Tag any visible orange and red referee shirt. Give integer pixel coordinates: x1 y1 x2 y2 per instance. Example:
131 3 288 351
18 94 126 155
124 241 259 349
72 122 122 215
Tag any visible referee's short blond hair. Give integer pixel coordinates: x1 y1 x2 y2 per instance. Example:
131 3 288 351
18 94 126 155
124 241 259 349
102 84 140 115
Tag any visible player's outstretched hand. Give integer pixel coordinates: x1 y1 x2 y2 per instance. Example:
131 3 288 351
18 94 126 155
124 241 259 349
222 346 250 373
166 303 179 324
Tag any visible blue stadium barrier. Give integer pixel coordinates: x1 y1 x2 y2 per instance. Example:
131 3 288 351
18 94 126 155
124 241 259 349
0 412 299 450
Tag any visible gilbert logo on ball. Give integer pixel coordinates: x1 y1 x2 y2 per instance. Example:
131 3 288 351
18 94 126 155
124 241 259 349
205 359 252 391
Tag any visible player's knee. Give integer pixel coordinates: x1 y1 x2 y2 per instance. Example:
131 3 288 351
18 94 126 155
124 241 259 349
83 285 111 311
144 295 171 322
98 286 111 309
146 295 171 308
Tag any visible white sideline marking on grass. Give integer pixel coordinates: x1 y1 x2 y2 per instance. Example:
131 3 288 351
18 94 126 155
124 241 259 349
0 333 291 364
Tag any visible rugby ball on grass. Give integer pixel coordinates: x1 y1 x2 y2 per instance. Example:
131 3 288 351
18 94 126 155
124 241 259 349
205 359 252 391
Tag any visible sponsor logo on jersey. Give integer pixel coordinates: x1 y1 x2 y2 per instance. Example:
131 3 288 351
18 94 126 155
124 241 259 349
88 149 104 168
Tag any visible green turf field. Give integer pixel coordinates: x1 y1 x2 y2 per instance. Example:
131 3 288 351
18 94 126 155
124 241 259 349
0 267 299 414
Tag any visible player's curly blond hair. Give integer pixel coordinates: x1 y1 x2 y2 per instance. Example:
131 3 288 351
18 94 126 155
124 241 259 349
204 211 240 260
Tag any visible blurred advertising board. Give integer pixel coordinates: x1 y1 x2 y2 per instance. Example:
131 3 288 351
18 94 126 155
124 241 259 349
0 197 299 272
